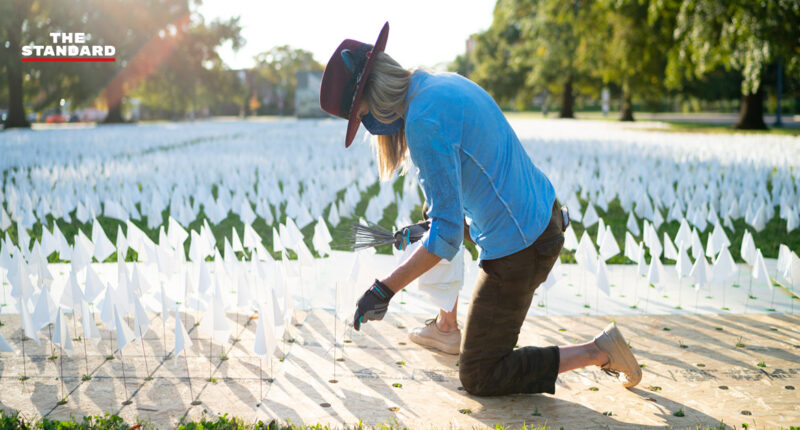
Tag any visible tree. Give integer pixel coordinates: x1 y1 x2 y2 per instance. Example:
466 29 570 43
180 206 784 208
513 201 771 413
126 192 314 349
588 0 675 121
133 16 244 119
662 0 800 129
77 0 193 123
470 0 601 117
252 46 322 116
523 0 586 118
470 0 535 111
0 0 47 128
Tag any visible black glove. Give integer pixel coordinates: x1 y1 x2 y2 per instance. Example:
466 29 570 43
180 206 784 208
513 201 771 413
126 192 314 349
353 279 395 331
393 220 431 250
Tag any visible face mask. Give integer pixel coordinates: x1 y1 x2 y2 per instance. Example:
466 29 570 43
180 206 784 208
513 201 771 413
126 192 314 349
361 112 404 136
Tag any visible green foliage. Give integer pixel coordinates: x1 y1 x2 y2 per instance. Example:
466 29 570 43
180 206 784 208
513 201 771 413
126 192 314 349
663 0 800 96
134 15 246 120
465 0 798 126
469 0 536 109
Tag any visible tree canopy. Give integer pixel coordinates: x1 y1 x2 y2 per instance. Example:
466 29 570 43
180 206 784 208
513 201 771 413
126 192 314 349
457 0 799 128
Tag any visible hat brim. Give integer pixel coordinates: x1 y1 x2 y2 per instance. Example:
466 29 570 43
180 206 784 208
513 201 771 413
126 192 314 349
344 22 389 148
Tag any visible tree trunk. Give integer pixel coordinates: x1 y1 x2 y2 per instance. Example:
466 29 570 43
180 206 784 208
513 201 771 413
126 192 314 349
3 7 30 129
559 76 574 118
619 80 634 121
103 80 125 123
734 87 767 130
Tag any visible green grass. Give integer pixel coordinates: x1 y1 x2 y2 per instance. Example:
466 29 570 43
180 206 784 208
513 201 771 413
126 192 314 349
561 196 797 263
503 110 800 136
0 409 740 429
654 121 800 137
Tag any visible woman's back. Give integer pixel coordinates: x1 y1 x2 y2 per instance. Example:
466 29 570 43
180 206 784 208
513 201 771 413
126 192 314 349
405 70 556 261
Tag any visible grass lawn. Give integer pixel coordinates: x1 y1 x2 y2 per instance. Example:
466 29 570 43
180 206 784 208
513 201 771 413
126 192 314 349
0 409 734 430
503 111 800 136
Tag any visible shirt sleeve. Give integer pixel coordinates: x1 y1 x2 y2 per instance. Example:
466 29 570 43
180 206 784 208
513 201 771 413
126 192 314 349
406 117 464 261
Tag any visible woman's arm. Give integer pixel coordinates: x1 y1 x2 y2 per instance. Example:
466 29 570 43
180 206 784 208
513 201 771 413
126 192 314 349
381 242 442 293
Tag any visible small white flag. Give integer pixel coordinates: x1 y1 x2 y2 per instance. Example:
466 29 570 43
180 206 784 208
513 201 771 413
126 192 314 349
690 255 712 289
173 309 193 357
113 305 135 351
52 308 74 356
0 332 14 353
752 249 771 288
595 259 611 296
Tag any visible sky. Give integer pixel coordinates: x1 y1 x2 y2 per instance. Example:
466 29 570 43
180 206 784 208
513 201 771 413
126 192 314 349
196 0 497 70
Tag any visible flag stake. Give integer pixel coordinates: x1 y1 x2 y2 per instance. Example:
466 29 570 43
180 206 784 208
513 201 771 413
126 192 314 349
544 287 549 317
82 327 89 377
72 311 78 343
48 324 55 358
59 346 66 403
120 348 132 405
138 325 149 377
721 278 726 310
745 276 753 313
769 280 776 309
21 331 28 380
162 316 168 360
694 286 700 313
183 348 200 405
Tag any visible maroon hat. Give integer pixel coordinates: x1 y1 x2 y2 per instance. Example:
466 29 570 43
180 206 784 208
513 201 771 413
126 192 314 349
320 22 389 148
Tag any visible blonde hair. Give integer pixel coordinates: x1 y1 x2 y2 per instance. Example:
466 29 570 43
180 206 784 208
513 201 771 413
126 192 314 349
363 52 412 181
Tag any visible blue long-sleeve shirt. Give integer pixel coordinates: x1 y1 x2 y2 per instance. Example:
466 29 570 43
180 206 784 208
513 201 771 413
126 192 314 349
404 70 555 261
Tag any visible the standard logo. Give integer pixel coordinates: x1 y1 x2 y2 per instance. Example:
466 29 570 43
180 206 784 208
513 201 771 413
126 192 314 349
22 32 116 62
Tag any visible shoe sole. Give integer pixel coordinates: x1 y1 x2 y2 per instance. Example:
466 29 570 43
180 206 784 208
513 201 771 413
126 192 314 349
408 332 460 355
598 323 642 388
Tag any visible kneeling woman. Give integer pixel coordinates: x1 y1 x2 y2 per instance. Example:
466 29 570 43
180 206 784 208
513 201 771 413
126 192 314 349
319 22 641 395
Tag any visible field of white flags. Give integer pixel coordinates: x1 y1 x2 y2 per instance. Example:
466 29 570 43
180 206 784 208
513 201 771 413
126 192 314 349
0 118 799 400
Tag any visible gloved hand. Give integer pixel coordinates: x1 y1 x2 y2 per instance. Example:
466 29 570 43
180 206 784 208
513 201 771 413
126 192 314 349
353 279 395 331
393 220 431 250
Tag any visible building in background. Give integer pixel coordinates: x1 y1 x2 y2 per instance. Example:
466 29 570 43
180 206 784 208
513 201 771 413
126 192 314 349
295 70 326 118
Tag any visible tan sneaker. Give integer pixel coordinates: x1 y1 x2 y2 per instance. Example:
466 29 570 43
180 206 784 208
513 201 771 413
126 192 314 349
593 322 642 388
408 317 461 355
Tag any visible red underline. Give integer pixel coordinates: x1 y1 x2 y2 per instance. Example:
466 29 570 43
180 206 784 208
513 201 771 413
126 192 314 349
21 58 116 62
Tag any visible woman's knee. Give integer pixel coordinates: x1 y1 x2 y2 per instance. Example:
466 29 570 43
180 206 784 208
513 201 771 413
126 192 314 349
459 362 495 396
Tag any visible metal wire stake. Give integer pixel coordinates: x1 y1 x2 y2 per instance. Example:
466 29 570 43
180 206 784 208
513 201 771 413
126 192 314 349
770 282 776 309
120 348 131 405
21 331 27 380
59 347 66 403
183 350 199 405
695 287 700 313
139 325 149 377
162 310 168 360
83 329 89 377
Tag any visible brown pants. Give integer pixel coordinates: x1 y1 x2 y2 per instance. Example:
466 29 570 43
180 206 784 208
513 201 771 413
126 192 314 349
459 202 565 396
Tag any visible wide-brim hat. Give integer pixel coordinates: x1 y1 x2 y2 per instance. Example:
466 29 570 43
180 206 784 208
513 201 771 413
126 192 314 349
320 22 389 148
